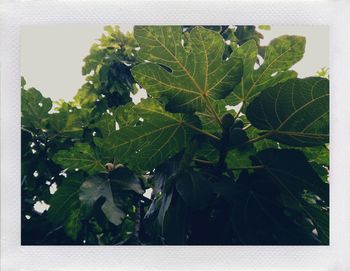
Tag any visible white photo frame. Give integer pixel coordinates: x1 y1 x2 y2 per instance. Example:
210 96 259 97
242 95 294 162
1 0 350 270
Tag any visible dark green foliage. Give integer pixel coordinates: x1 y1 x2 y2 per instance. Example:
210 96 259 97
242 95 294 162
22 25 329 245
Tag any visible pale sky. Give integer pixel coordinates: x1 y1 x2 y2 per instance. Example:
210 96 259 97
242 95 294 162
21 25 329 102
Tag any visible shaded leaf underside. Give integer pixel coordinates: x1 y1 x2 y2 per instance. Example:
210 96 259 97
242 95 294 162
246 77 329 146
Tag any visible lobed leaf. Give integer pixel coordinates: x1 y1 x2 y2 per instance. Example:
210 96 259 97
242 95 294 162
132 26 243 113
79 176 125 226
53 143 105 175
21 88 52 129
226 35 305 106
95 99 200 171
246 77 329 146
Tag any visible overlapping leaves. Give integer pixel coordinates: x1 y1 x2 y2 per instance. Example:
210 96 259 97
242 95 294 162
95 99 200 171
227 35 305 107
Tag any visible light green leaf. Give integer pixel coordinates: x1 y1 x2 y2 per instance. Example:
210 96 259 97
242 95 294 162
79 176 125 226
21 88 52 129
258 25 271 30
95 99 199 171
226 146 255 170
53 143 105 175
246 77 329 146
246 126 279 151
91 113 116 138
132 26 242 113
227 35 305 106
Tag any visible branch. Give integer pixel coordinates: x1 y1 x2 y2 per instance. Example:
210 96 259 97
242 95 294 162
183 122 220 141
240 131 273 146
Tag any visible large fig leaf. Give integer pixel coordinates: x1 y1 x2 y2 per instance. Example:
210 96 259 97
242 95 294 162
95 100 199 171
132 26 243 113
109 167 145 194
79 176 125 226
227 35 305 106
246 77 329 146
21 88 52 129
53 143 105 175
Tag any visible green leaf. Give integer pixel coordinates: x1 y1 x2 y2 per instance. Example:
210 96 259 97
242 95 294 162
175 171 213 210
95 100 199 171
226 146 255 171
21 88 52 129
91 112 116 138
254 148 329 243
64 208 83 240
246 77 329 146
132 26 243 113
258 25 271 30
302 204 329 244
48 176 83 225
298 145 329 166
79 176 125 226
227 35 305 106
53 143 105 175
196 100 235 133
162 191 188 245
49 110 84 138
246 126 279 151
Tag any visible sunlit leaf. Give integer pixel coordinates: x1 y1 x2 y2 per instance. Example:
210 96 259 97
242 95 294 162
226 35 305 107
132 26 243 113
53 143 105 175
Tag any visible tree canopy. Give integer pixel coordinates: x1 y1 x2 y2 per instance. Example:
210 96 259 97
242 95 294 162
22 25 329 245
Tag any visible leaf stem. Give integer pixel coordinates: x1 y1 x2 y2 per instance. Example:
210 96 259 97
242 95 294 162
183 122 220 141
230 165 264 170
243 124 252 130
234 102 244 121
241 131 273 146
193 158 215 164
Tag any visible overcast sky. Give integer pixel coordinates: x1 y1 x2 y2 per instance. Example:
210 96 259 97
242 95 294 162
21 25 329 102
